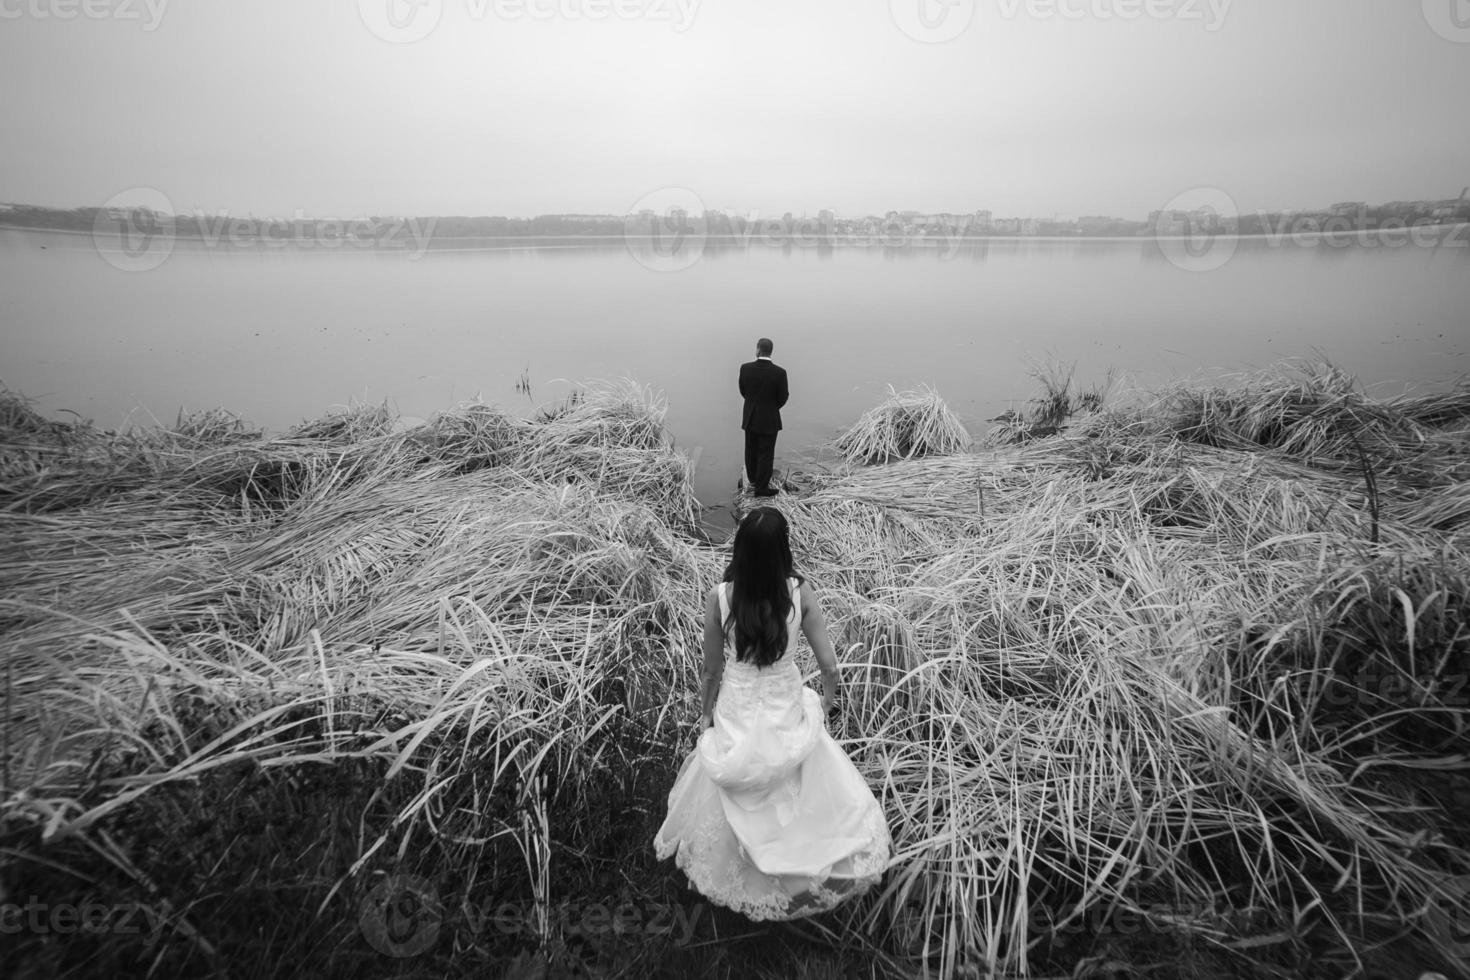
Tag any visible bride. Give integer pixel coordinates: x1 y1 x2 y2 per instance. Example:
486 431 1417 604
654 506 891 919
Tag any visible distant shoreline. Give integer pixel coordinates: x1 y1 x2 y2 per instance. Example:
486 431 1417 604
10 223 1470 248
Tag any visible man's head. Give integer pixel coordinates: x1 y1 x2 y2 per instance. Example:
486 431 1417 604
756 338 773 357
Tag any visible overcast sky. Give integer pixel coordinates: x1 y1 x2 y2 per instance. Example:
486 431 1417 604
1 0 1467 220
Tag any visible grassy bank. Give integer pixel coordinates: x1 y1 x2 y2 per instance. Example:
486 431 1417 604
2 364 1468 979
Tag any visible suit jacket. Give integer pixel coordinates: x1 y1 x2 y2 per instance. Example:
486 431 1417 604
739 358 789 433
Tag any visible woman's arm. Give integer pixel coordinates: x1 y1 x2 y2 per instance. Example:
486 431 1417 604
798 580 841 715
699 587 725 728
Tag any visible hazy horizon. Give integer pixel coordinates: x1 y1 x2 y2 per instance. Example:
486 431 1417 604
2 0 1468 223
6 187 1468 223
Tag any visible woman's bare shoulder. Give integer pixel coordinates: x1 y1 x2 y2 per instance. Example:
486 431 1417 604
797 578 821 613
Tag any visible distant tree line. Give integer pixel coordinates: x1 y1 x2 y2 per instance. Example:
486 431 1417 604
1234 201 1470 236
3 198 1466 241
0 206 632 239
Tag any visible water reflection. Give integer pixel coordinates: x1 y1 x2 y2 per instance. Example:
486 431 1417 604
3 227 1467 511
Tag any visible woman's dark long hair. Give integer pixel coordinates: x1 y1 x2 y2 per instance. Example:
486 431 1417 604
722 506 802 667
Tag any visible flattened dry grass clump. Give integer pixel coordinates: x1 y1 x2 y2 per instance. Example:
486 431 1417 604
508 381 696 527
1394 379 1470 429
1 380 693 523
834 384 971 464
1 385 73 438
987 362 1114 444
287 400 398 444
414 402 523 472
530 379 669 452
0 388 163 511
1151 361 1470 488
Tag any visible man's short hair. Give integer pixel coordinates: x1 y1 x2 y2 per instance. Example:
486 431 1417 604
756 338 773 356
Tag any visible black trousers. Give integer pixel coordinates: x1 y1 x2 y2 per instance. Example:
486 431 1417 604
743 430 778 491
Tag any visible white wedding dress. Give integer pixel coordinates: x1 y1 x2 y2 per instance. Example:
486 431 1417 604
654 579 891 920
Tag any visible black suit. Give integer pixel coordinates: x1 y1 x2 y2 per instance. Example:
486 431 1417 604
739 357 788 492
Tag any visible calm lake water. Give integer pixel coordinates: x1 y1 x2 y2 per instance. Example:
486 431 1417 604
3 227 1468 514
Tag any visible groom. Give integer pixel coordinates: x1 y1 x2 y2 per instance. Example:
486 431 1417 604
739 338 788 497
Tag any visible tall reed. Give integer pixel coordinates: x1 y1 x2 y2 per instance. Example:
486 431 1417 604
2 364 1467 978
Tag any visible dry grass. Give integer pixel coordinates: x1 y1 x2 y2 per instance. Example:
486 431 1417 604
834 384 972 464
779 434 1469 976
2 364 1468 979
986 362 1115 445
